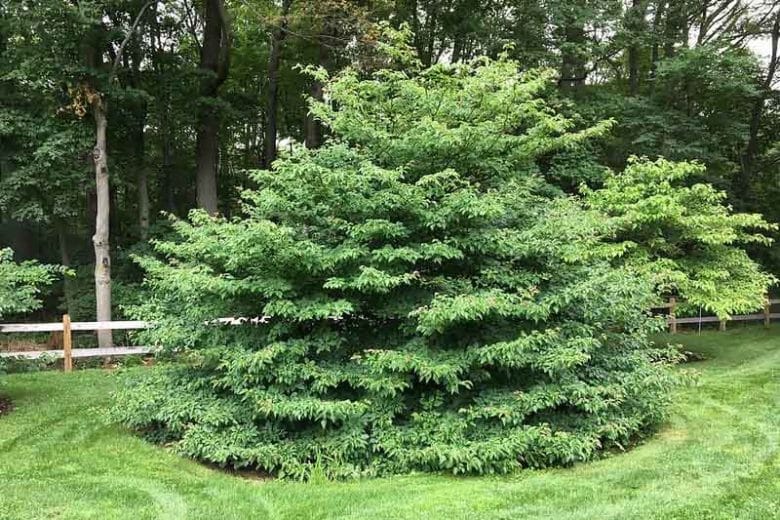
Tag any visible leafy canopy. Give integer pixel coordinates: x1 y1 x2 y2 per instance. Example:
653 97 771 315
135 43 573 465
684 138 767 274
585 157 776 318
0 248 58 318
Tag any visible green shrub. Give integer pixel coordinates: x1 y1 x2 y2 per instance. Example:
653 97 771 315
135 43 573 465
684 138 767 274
584 157 776 318
114 58 682 479
0 249 58 379
0 353 57 375
0 248 58 318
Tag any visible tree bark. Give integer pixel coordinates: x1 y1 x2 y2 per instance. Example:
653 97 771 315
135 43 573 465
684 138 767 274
664 1 688 58
161 133 176 213
264 0 293 167
304 78 324 149
129 49 150 240
196 110 220 214
56 222 73 316
627 0 648 96
304 29 328 150
649 1 666 87
91 96 113 348
138 162 150 240
195 0 230 215
134 121 150 238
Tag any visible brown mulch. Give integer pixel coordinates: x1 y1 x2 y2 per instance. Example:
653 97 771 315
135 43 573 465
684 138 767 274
0 396 13 417
0 333 58 352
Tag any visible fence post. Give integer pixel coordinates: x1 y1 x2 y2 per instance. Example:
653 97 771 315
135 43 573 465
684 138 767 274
63 314 72 372
764 297 771 328
669 296 677 334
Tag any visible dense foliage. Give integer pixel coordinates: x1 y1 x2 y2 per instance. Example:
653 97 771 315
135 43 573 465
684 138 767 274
0 248 57 318
114 59 685 479
0 248 58 376
585 158 777 318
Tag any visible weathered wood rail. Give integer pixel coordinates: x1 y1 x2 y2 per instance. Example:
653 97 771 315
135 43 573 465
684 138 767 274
0 315 152 371
654 297 780 333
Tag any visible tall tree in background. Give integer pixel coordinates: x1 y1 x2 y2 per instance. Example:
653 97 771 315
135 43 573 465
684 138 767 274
195 0 231 215
85 1 154 347
738 4 780 203
264 0 293 167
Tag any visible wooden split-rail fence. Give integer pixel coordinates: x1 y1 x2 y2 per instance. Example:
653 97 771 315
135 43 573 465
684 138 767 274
1 299 778 371
0 316 152 372
654 296 780 333
0 315 268 371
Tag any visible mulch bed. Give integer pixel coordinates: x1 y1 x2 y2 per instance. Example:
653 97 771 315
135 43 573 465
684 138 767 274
0 396 13 417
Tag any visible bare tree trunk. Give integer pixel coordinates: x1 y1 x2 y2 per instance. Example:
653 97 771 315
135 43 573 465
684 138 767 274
196 111 220 214
422 2 439 67
84 1 153 346
664 1 688 58
129 36 151 240
91 96 112 348
195 0 230 215
264 0 293 167
304 79 324 149
161 133 176 212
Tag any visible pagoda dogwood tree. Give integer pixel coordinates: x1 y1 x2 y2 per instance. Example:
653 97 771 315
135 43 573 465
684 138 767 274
114 58 686 478
584 157 776 319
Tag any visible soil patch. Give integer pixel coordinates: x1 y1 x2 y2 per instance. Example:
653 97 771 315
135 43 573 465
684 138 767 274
0 395 14 417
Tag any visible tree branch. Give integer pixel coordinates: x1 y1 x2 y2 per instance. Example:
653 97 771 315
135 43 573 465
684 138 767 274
109 1 154 84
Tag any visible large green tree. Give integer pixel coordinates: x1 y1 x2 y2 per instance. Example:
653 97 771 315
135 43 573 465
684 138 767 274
114 57 683 479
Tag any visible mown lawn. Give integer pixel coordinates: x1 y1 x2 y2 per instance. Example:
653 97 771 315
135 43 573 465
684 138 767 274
1 327 778 520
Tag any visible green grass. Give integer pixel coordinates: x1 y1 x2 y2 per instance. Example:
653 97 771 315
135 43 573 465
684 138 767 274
1 327 779 520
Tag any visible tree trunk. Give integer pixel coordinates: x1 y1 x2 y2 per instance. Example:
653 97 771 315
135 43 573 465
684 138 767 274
196 111 220 214
422 2 439 67
560 24 587 92
737 10 779 203
56 222 73 316
138 164 150 240
649 1 666 87
304 79 324 149
304 31 328 149
161 134 176 213
91 96 112 348
264 0 293 167
627 0 648 96
664 1 687 58
83 0 151 346
195 0 230 215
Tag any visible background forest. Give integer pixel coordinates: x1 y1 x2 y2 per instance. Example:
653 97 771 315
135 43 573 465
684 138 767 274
1 0 779 328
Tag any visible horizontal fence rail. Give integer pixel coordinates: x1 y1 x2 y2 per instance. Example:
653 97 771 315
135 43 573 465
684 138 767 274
4 346 153 361
0 316 153 371
2 299 779 370
653 297 780 333
0 320 151 333
1 315 271 371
